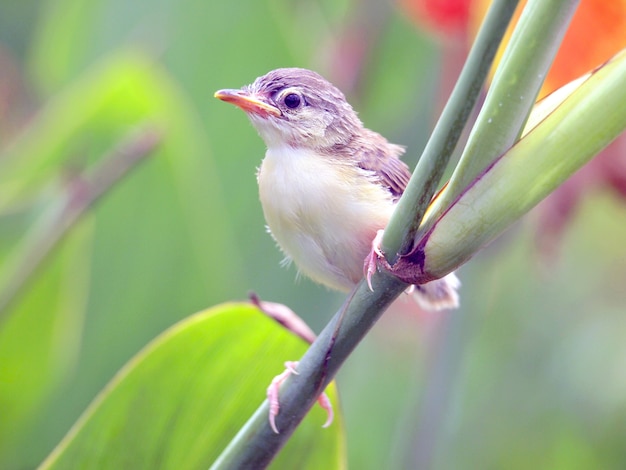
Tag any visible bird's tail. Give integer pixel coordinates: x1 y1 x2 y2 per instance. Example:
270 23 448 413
411 272 461 311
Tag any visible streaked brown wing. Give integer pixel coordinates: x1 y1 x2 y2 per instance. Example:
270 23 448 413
356 130 411 201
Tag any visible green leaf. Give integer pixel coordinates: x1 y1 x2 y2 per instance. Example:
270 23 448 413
39 303 345 470
0 50 242 467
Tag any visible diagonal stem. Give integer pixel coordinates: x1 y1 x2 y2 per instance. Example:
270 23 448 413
382 0 521 263
210 274 408 470
0 126 162 322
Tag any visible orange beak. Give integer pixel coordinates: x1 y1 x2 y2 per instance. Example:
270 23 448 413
214 89 281 117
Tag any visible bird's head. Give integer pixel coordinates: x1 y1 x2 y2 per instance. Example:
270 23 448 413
215 68 363 151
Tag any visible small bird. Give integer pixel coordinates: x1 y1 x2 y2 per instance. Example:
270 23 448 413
215 67 459 308
215 68 460 432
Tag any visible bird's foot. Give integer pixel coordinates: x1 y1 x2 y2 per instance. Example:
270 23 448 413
267 361 334 434
363 229 386 291
362 231 461 310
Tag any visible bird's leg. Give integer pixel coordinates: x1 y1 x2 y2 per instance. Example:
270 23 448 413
267 361 334 434
251 296 333 432
364 229 386 291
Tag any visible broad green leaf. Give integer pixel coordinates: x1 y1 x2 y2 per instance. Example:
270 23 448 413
40 303 345 470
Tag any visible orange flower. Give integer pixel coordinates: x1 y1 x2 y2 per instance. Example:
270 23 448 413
542 0 626 96
474 0 626 97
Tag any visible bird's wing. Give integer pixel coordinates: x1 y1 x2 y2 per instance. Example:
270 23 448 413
356 131 411 201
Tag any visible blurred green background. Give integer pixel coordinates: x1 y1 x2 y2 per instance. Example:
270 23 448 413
1 0 625 468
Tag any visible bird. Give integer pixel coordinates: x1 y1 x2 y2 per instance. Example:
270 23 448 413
215 67 460 432
215 67 459 307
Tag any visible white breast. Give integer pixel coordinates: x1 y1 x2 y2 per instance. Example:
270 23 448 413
257 145 395 291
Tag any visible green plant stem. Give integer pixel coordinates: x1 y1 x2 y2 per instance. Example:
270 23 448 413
0 127 161 322
383 0 521 263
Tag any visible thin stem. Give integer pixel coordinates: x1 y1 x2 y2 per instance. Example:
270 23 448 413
0 126 162 322
382 0 521 262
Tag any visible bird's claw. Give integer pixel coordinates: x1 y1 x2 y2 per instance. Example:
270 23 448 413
266 361 333 434
317 392 334 428
364 230 385 291
267 361 298 434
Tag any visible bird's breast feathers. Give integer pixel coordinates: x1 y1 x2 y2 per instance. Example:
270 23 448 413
257 145 395 291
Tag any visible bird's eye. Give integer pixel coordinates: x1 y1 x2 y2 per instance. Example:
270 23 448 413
283 93 302 109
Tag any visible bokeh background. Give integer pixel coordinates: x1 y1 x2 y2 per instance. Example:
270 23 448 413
1 0 625 468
